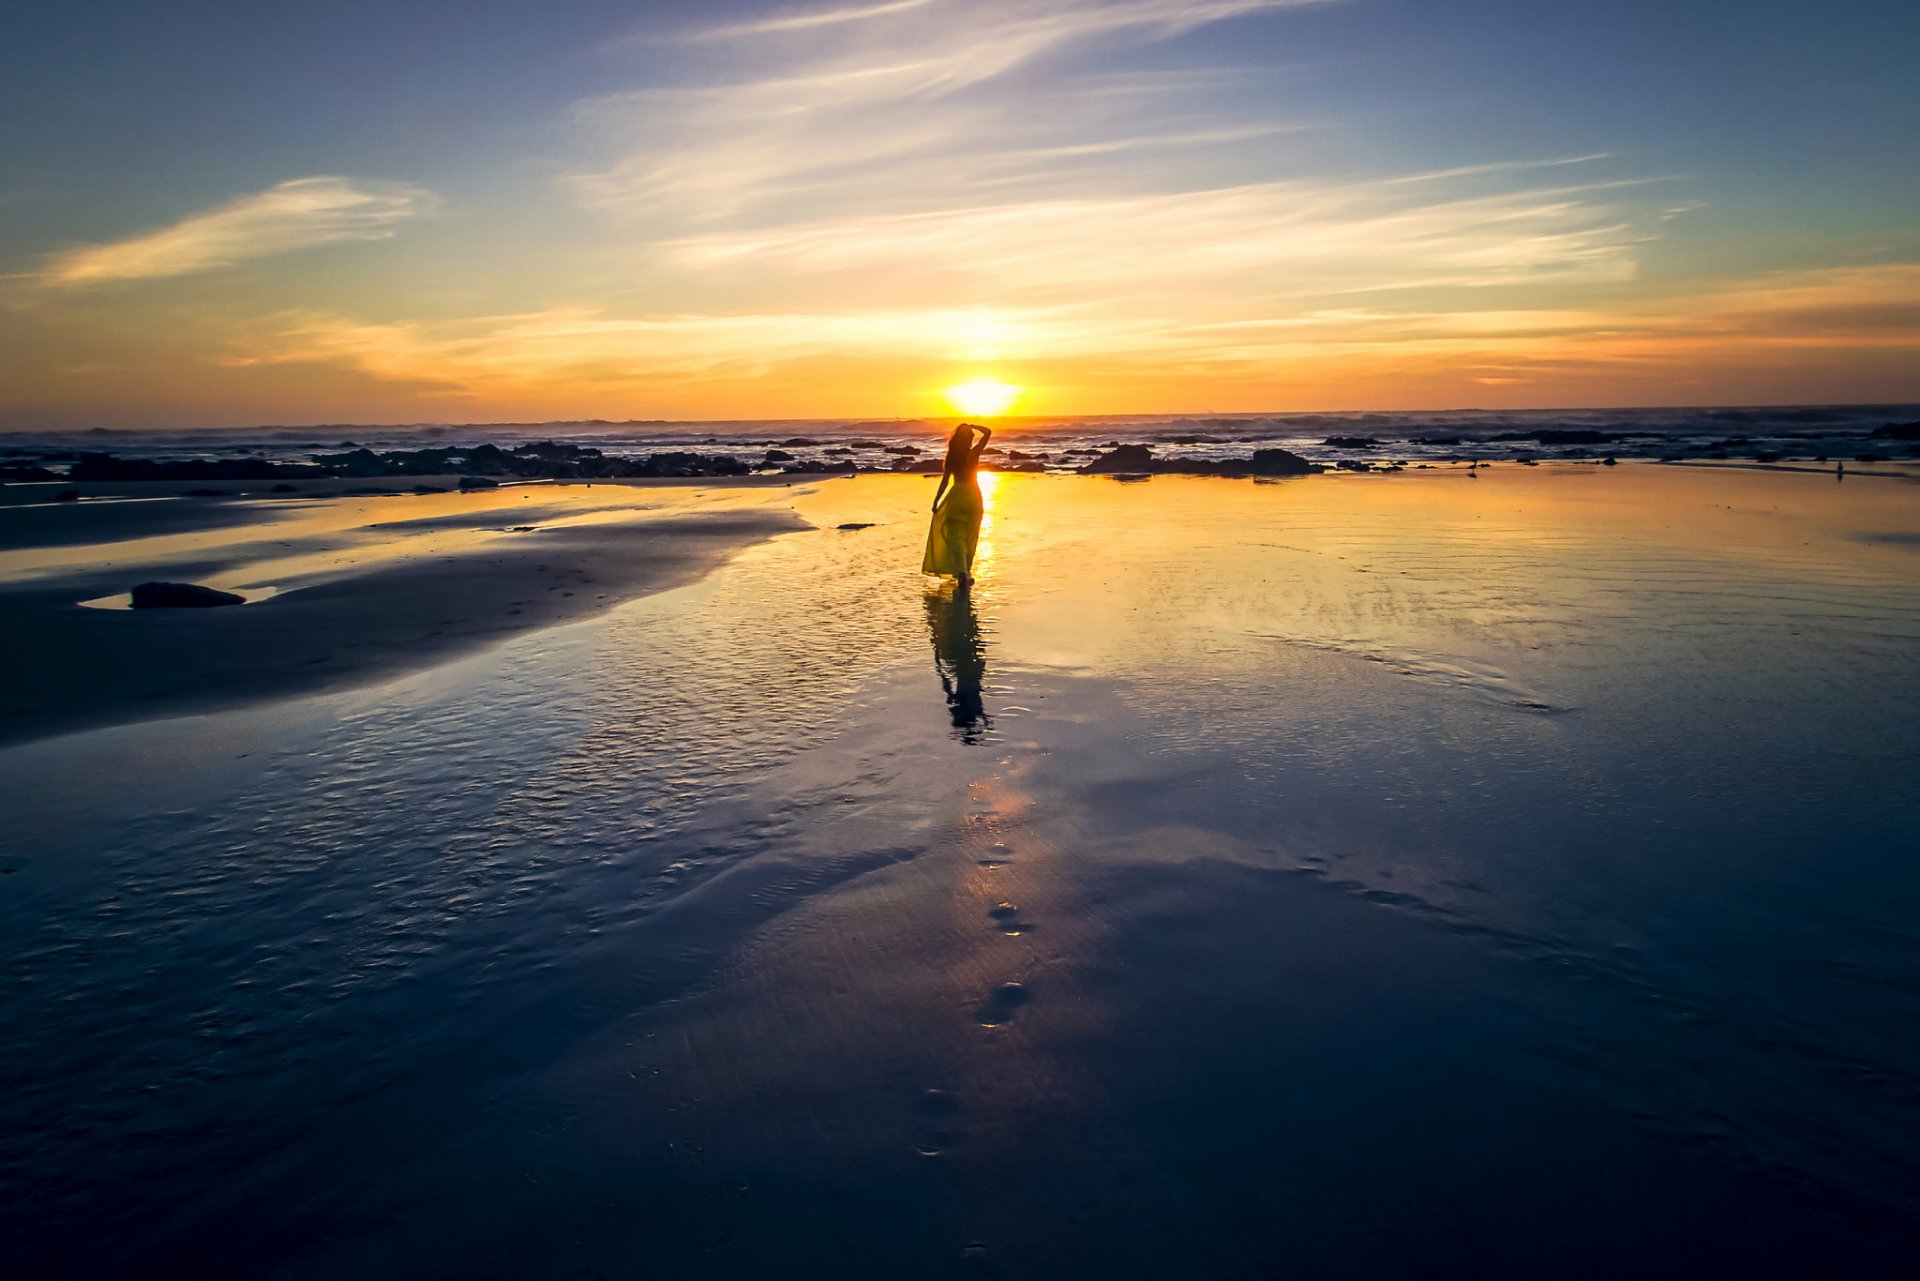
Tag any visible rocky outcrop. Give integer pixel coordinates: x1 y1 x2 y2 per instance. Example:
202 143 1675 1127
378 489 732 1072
1079 444 1322 476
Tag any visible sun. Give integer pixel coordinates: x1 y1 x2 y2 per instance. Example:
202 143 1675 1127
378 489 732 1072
942 377 1022 418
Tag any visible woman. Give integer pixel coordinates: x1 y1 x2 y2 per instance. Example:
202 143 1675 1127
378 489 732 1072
923 421 992 587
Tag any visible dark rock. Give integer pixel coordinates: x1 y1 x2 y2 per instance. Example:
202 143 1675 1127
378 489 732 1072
763 449 795 462
1323 436 1383 448
1601 457 1618 466
458 475 498 489
1080 444 1155 473
412 484 449 493
512 440 603 460
1247 448 1315 476
779 437 821 447
71 451 322 482
837 522 876 531
884 444 922 455
130 581 245 609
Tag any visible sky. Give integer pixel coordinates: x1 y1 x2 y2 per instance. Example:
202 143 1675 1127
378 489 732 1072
2 0 1917 428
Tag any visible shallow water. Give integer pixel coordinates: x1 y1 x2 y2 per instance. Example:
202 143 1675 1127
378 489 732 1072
4 467 1919 1277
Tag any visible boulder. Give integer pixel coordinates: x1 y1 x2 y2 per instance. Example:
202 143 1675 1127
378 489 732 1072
130 581 245 609
1247 448 1315 476
1079 444 1155 473
458 475 498 489
1323 436 1382 448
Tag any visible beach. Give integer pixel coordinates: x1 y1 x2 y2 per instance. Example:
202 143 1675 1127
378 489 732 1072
4 463 1919 1277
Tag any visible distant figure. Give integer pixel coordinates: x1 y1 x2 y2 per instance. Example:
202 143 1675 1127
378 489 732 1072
924 422 992 588
926 587 990 742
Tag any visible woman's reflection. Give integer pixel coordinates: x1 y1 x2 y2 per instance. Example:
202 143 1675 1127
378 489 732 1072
926 586 990 743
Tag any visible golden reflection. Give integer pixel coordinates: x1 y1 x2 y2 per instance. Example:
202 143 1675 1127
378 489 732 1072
972 468 998 572
926 585 990 743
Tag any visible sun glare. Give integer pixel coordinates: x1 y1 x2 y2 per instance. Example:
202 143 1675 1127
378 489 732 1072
943 378 1021 418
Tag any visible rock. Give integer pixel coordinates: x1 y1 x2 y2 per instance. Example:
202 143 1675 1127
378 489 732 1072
1601 457 1618 466
1871 420 1920 440
779 437 821 447
1247 448 1315 476
130 581 245 609
412 484 449 493
1323 436 1382 448
763 449 795 462
1079 444 1155 473
837 522 876 530
458 475 498 489
884 444 922 455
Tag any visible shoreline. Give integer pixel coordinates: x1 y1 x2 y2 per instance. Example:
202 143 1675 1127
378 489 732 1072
0 481 810 748
2 460 1913 748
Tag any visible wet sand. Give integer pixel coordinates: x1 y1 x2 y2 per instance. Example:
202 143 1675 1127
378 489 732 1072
0 481 807 745
3 465 1919 1277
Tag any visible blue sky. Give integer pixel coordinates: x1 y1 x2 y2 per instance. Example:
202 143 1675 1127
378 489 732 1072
3 0 1916 425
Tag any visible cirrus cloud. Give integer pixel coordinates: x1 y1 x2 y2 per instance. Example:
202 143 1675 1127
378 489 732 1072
41 176 430 286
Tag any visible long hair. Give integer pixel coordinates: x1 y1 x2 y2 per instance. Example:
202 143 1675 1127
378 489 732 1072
944 424 973 472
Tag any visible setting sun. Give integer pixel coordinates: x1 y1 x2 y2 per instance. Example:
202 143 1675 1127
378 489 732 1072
942 378 1022 418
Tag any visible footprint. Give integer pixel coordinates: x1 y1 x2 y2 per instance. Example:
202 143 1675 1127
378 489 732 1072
913 1089 962 1155
986 902 1035 935
976 842 1014 869
975 982 1032 1027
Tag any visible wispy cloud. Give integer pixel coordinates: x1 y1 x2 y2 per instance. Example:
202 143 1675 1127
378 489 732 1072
226 304 1160 395
41 177 429 286
224 265 1920 409
662 166 1657 299
573 0 1337 221
677 0 942 41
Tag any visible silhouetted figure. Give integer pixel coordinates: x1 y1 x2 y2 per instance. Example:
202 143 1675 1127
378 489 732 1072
926 586 990 743
924 422 992 588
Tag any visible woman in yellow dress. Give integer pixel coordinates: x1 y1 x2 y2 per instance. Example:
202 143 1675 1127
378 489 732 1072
923 422 992 588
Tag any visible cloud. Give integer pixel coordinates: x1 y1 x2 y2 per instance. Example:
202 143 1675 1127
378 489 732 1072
661 166 1657 300
572 0 1339 221
677 0 943 41
41 177 429 286
226 304 1163 395
221 265 1920 407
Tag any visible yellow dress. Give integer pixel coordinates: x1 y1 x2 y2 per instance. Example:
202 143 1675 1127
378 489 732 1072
922 475 983 578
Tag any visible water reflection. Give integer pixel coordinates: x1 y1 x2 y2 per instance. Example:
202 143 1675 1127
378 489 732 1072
926 586 991 743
